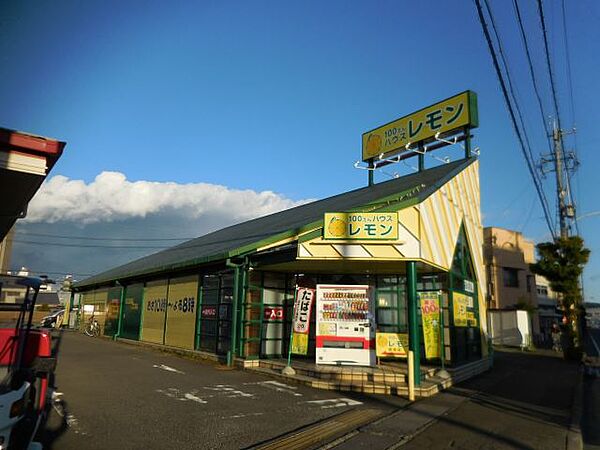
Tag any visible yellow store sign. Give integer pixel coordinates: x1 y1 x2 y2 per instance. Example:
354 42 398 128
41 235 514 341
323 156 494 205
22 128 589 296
376 332 408 358
362 91 478 161
324 212 398 240
453 292 470 327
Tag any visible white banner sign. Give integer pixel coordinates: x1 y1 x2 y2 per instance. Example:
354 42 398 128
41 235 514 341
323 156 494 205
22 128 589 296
293 288 315 333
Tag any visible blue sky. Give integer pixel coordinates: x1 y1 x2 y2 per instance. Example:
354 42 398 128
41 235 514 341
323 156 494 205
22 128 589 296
1 1 598 301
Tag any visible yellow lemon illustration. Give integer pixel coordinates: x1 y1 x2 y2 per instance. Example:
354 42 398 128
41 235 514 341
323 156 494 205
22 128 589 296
366 133 382 154
328 217 347 237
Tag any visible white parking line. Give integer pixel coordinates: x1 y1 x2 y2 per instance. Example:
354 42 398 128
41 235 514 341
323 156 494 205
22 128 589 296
203 384 255 398
156 387 208 403
153 364 185 374
244 380 303 397
305 398 363 409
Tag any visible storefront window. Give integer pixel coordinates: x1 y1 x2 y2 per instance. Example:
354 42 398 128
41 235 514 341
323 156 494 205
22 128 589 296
198 272 234 354
241 271 294 359
375 275 407 333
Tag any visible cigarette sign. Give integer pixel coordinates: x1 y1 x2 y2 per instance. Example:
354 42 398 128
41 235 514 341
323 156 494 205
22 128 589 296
291 287 315 355
362 90 478 161
293 288 314 333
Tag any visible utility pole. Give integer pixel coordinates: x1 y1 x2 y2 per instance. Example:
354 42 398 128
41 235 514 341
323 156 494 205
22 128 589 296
540 119 578 238
552 119 568 238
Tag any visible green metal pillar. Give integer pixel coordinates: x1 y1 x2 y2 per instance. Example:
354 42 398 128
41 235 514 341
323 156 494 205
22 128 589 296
368 159 374 186
230 265 239 366
465 127 472 158
226 258 246 366
194 283 203 350
407 261 421 386
237 265 247 355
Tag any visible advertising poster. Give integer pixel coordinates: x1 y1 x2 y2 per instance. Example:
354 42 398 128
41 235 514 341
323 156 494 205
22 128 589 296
376 332 409 358
164 276 198 350
453 292 470 327
103 286 122 337
291 287 315 355
142 280 169 344
419 291 441 359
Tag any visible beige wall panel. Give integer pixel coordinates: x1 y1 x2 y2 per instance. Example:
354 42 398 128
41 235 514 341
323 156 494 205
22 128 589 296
304 243 343 259
141 280 169 344
362 244 402 258
397 206 420 239
165 276 198 350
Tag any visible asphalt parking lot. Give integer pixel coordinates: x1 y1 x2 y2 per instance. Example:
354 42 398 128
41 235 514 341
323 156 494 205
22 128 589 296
41 331 398 449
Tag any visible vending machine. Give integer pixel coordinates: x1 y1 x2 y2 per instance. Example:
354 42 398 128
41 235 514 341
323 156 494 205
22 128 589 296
315 284 375 366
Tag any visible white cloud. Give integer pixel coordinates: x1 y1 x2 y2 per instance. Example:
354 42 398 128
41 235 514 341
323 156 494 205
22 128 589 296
25 171 309 224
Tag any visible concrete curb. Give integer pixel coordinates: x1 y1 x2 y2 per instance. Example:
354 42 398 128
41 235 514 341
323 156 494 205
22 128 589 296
566 370 583 450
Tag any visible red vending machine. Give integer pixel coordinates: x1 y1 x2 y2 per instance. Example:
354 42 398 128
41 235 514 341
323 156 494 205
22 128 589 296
315 284 375 366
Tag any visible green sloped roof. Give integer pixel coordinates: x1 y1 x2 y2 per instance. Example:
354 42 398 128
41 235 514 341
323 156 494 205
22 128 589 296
75 158 476 289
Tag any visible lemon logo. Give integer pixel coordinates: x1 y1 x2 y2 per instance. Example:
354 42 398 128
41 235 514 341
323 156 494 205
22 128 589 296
366 133 382 155
377 334 387 349
328 216 347 237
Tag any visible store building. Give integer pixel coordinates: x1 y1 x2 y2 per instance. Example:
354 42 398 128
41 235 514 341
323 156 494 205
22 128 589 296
73 91 490 386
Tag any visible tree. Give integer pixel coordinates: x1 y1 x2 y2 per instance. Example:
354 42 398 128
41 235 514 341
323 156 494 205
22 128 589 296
530 236 590 359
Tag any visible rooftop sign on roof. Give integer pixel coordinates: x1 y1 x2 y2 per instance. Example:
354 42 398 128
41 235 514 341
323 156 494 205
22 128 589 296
362 90 478 162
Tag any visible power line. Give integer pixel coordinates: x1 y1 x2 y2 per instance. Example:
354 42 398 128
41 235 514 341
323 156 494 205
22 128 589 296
561 0 576 131
560 0 581 237
537 0 562 129
513 0 552 141
10 239 169 250
484 0 538 168
484 0 546 200
8 229 284 252
6 269 93 277
15 231 193 242
537 0 578 237
474 0 556 239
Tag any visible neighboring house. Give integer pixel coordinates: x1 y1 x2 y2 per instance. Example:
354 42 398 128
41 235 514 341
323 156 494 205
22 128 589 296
483 227 540 338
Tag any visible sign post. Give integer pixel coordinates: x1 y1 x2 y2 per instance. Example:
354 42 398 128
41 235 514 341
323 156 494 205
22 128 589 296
283 286 315 375
438 291 450 378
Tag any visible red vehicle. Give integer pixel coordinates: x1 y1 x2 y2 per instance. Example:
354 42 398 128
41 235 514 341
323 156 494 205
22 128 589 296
0 127 66 448
0 275 55 449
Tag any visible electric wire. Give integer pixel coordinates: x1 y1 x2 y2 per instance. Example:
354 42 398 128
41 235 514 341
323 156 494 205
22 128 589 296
9 239 169 250
513 0 552 143
5 269 93 277
14 231 193 242
560 0 581 237
484 0 551 221
484 0 541 175
537 0 577 237
474 0 556 239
